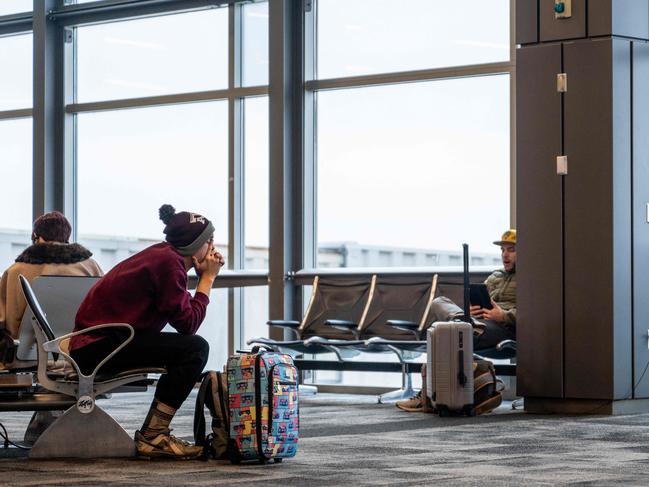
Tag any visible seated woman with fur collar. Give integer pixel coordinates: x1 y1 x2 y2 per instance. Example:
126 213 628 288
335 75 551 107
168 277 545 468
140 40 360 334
0 211 103 345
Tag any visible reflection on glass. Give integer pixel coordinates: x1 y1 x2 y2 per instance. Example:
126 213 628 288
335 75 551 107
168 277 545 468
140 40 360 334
77 9 227 102
0 1 31 15
244 97 269 269
317 0 509 79
76 102 228 271
0 119 32 272
242 286 269 349
0 34 32 110
242 1 269 86
316 75 510 266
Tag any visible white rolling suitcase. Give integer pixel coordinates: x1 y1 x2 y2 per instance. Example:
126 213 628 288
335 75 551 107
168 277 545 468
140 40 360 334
426 321 474 416
426 243 475 416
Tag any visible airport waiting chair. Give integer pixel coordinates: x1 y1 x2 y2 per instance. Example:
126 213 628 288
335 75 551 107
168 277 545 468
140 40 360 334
317 275 438 402
19 275 166 458
249 275 376 359
7 276 101 371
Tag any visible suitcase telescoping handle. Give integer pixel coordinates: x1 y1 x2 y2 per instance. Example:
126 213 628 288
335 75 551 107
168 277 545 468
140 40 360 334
462 243 471 323
458 349 467 386
236 345 273 354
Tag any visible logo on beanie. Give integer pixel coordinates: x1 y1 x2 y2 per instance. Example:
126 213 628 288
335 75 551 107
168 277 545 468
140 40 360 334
189 213 206 225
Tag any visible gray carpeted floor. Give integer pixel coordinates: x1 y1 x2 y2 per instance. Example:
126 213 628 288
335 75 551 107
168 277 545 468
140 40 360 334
1 391 649 486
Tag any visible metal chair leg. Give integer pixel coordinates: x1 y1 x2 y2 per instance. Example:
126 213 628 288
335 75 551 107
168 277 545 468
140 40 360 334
29 405 136 458
378 368 415 404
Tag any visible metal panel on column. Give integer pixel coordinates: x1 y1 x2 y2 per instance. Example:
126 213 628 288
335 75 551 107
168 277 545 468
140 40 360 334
633 41 649 398
563 38 632 399
516 0 538 45
539 0 586 42
516 43 564 398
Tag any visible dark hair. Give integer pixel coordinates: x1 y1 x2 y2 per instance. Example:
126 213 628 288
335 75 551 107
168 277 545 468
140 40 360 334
32 211 72 243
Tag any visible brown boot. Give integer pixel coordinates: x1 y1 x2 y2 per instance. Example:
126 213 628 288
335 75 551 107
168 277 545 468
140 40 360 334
421 364 434 413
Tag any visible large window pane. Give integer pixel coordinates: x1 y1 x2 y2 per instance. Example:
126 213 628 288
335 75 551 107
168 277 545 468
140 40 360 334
0 33 32 110
200 289 229 371
316 75 510 267
242 286 269 349
244 97 269 269
77 10 228 102
77 102 228 272
0 1 31 15
317 0 509 79
242 1 269 86
0 119 32 271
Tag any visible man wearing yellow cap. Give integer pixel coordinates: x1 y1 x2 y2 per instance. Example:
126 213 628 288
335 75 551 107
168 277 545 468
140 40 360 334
396 229 517 412
471 229 517 336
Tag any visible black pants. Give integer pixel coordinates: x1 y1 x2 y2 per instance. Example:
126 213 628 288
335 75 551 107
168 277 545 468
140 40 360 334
70 332 209 410
430 296 516 351
472 319 516 350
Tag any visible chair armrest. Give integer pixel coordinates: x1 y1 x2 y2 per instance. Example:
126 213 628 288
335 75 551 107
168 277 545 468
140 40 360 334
44 323 134 381
267 320 300 330
386 320 418 332
325 320 358 334
496 339 517 352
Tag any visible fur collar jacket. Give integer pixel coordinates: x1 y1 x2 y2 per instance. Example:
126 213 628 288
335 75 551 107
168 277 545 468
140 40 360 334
0 243 103 341
15 243 93 265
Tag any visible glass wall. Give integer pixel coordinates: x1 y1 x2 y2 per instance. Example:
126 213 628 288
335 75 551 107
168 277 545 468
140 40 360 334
244 96 269 269
0 1 31 16
0 33 32 111
0 32 32 272
308 0 513 387
317 0 509 78
316 76 510 257
76 102 229 270
313 0 510 268
76 10 228 102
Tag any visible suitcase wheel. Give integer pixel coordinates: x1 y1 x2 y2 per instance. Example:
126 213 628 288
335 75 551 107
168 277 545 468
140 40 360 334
462 405 476 417
438 407 450 418
274 458 283 464
259 458 270 465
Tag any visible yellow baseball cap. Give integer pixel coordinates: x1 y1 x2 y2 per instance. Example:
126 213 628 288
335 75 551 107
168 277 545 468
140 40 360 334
493 229 516 246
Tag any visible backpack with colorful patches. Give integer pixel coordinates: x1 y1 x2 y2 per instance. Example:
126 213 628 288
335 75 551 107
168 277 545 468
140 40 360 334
227 346 299 464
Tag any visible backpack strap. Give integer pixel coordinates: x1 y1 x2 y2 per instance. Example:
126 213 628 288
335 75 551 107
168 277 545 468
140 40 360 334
214 371 230 434
193 371 214 447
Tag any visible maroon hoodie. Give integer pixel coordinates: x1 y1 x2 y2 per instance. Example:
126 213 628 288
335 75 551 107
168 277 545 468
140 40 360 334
70 242 209 351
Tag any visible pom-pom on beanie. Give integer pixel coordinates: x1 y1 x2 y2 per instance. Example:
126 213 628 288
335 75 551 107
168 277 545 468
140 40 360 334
159 204 215 256
32 211 72 243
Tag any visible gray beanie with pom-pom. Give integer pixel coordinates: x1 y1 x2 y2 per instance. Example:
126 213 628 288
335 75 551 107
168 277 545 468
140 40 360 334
159 204 215 256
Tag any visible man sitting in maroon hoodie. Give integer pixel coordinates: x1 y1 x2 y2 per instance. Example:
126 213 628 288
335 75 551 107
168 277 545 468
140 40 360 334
70 204 224 459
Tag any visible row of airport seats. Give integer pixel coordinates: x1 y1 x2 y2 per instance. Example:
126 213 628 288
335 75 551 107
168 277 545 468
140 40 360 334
248 273 517 402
